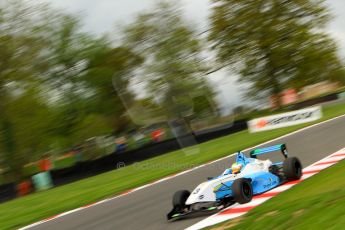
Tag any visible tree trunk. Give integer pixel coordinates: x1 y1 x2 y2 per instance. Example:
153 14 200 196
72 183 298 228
270 76 282 109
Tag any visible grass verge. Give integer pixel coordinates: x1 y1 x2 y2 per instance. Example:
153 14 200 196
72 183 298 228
209 159 345 230
0 103 344 230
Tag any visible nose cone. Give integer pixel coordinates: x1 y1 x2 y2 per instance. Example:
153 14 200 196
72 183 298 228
185 181 217 205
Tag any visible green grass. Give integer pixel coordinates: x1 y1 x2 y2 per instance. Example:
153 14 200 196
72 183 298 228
0 103 344 230
210 159 345 230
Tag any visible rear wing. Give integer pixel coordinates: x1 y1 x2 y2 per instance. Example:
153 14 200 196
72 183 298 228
250 144 288 159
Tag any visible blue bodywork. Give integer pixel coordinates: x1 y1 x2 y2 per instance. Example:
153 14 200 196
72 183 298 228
213 144 288 201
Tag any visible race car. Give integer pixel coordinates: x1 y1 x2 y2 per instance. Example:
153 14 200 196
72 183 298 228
167 144 302 220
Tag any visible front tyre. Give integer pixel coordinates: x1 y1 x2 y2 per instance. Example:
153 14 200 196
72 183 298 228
172 190 190 209
283 157 302 180
232 178 253 204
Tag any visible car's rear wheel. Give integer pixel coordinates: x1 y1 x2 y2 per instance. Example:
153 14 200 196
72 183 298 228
172 190 190 209
232 178 253 204
283 157 302 180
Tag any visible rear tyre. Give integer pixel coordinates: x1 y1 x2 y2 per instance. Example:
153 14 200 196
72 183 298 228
283 157 302 180
172 190 190 209
232 178 253 204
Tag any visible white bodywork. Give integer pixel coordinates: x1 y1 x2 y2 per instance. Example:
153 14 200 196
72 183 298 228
185 159 272 205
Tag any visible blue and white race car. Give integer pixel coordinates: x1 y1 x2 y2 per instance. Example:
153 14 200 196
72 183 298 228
167 144 302 220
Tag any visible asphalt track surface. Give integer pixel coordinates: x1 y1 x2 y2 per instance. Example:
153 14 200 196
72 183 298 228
30 116 345 230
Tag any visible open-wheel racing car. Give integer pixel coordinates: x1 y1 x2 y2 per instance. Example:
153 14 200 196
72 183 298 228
167 144 302 220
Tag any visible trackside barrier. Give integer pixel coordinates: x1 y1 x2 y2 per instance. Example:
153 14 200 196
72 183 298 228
32 172 53 191
339 92 345 99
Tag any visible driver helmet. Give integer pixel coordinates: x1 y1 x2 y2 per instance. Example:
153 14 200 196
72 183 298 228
231 163 242 174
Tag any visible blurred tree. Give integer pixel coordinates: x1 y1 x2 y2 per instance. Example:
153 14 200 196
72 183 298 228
5 90 55 178
0 0 115 180
84 45 143 133
192 95 218 119
36 12 132 147
127 98 167 125
41 15 97 140
232 106 246 116
0 1 52 180
123 1 217 121
209 0 345 104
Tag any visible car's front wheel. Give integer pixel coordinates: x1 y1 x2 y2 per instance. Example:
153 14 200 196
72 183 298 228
172 190 190 210
232 178 253 204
